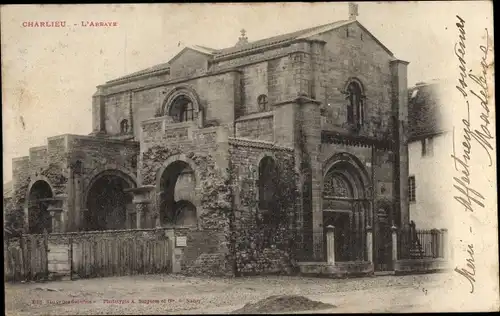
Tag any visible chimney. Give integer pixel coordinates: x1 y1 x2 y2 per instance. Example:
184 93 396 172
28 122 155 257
348 3 359 20
235 29 249 46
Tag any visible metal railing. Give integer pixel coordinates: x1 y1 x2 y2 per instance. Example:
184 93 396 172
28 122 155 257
398 221 446 259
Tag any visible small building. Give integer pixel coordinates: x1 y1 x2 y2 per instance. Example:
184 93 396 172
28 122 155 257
9 7 412 276
407 81 451 230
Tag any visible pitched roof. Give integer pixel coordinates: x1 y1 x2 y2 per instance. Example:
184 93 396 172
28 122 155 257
408 81 445 141
106 19 394 84
213 20 354 58
106 62 171 84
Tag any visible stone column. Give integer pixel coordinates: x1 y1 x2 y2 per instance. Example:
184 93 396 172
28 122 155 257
46 197 65 233
73 172 82 232
366 225 373 263
391 225 398 262
49 208 63 233
125 185 156 229
390 59 410 256
135 203 144 228
441 228 448 259
297 96 323 260
326 225 335 264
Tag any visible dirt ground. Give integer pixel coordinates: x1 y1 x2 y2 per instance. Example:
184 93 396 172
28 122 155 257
5 272 456 315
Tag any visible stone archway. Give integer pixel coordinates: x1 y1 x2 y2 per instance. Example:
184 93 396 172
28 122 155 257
27 180 54 234
158 159 198 227
322 153 371 262
84 170 136 231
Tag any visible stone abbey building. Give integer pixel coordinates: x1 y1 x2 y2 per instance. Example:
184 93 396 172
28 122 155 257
10 11 409 275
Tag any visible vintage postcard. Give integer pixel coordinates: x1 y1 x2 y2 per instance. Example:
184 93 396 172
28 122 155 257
2 2 497 314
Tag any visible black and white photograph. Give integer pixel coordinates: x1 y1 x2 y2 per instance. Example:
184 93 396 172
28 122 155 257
2 2 497 314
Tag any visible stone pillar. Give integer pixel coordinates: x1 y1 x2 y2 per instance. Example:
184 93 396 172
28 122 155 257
391 225 398 262
73 172 82 232
297 96 322 260
91 86 106 134
431 228 439 258
49 208 63 233
165 229 181 273
326 225 335 264
441 228 448 259
366 225 373 263
135 203 145 228
390 59 410 249
125 185 156 229
46 197 65 233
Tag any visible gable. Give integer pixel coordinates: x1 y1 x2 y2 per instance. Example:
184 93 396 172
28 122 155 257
168 47 213 79
302 21 394 57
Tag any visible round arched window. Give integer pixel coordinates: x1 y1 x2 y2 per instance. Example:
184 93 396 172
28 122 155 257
345 80 365 127
169 96 195 122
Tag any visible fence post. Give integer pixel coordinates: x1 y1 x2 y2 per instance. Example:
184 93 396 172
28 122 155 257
391 225 398 263
19 234 26 281
44 229 49 280
441 228 448 259
69 237 73 280
366 225 373 263
326 225 335 264
431 229 439 258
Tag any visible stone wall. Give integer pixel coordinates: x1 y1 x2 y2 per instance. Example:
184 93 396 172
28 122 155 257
314 23 394 138
66 135 139 192
11 135 70 213
228 138 297 275
112 71 240 138
175 228 232 277
104 91 133 136
235 112 274 142
169 49 209 79
240 61 268 115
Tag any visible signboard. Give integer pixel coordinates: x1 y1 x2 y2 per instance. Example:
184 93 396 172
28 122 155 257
176 236 187 247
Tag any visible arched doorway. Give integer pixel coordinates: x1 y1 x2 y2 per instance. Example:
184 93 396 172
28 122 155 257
84 172 135 231
28 180 53 234
159 161 197 227
322 157 369 262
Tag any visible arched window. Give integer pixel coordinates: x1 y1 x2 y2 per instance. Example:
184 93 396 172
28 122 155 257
170 95 195 123
345 80 364 127
258 156 277 211
120 119 129 134
257 94 269 112
258 156 279 248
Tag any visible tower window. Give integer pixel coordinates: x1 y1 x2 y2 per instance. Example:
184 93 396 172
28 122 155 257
345 80 365 128
120 119 129 134
257 94 269 112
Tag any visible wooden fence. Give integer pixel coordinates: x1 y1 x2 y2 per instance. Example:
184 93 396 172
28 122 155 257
4 234 48 282
4 228 172 282
72 237 171 279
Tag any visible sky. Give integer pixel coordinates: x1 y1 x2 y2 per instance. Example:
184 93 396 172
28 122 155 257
1 2 494 183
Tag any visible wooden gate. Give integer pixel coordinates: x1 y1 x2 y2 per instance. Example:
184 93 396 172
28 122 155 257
72 234 171 279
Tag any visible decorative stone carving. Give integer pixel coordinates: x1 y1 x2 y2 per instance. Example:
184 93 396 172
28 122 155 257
323 172 353 198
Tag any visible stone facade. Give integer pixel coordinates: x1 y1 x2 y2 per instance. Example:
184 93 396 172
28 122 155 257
11 18 409 276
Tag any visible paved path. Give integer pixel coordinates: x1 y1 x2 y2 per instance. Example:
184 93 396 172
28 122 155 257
5 272 458 315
